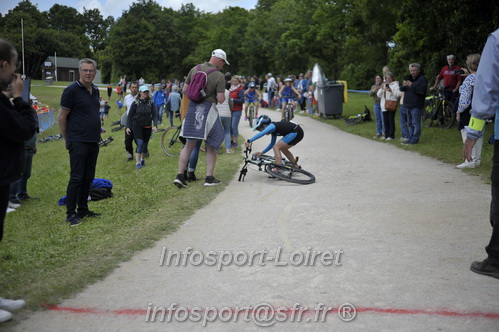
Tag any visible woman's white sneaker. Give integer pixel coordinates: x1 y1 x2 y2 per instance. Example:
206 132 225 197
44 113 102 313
456 160 479 169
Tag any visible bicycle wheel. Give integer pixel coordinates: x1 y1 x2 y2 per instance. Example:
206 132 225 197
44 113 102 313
422 99 434 128
161 126 184 156
285 105 292 122
345 117 362 125
265 164 315 184
438 101 455 129
248 105 254 128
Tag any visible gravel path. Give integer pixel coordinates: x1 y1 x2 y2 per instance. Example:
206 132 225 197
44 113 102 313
12 109 499 331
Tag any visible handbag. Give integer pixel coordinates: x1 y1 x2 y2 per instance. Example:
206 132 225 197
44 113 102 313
384 90 398 111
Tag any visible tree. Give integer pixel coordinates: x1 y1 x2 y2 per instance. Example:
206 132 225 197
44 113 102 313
46 4 85 35
391 0 499 84
83 8 114 52
106 0 178 81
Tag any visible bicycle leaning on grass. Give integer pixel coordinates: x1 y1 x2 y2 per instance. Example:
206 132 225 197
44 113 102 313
238 144 315 184
422 87 455 129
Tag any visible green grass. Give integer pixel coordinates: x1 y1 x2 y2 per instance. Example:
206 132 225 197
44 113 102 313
0 82 241 309
1 83 491 313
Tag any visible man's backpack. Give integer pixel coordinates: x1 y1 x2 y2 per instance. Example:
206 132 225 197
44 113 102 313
187 64 219 103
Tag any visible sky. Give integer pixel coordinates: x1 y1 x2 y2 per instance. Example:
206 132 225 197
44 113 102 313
1 0 259 18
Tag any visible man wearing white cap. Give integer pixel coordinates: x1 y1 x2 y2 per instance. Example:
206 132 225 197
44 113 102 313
174 49 228 188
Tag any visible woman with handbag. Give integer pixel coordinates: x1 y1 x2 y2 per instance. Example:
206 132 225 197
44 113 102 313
377 72 401 140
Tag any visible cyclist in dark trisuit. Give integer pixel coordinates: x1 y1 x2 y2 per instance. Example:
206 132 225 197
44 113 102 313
244 115 304 167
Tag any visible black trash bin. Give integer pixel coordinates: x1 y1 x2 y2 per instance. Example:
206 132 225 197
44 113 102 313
317 82 343 118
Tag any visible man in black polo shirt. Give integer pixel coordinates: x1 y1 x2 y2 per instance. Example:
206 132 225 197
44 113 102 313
58 58 101 226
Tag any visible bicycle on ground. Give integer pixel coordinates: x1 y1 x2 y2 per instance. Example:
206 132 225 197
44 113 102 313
422 87 455 129
239 144 315 185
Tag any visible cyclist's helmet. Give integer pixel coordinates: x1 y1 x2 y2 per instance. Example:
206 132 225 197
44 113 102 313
284 77 293 82
249 82 256 88
254 115 271 131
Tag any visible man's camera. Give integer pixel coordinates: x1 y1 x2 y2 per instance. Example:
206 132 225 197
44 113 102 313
454 69 465 75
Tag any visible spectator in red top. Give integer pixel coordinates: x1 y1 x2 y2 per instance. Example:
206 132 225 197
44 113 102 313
430 54 464 102
229 76 244 148
116 84 123 100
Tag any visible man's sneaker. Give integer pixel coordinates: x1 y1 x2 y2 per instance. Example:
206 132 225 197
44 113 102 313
186 171 198 182
470 259 499 279
8 202 20 209
204 176 221 187
6 207 15 213
0 298 25 311
0 309 12 323
18 195 39 201
126 152 133 162
78 211 101 219
399 137 409 143
66 214 82 226
136 162 142 169
140 159 145 166
174 174 188 188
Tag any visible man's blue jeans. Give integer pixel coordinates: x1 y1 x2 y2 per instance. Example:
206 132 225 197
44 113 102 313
188 140 203 172
399 106 410 139
407 107 422 143
156 104 164 124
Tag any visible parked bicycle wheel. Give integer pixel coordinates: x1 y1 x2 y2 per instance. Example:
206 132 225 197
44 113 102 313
248 104 255 128
422 99 434 128
161 126 185 156
438 101 455 129
265 164 315 184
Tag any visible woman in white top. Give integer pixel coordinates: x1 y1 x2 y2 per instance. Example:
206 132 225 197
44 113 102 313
217 89 233 153
377 72 401 140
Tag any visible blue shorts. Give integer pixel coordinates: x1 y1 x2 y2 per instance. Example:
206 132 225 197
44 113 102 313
281 126 304 146
282 97 294 104
246 98 258 104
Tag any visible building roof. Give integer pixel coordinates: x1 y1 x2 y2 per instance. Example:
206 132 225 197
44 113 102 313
45 56 80 68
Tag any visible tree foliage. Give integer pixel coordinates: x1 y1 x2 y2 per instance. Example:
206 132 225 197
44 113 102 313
1 0 498 87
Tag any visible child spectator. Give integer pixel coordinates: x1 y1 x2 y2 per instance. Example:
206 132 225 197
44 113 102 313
116 99 123 115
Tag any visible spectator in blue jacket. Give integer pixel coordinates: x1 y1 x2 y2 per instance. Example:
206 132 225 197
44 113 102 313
152 84 166 125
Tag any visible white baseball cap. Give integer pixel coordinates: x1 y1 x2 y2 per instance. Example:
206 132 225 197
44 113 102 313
267 73 272 77
212 49 229 65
